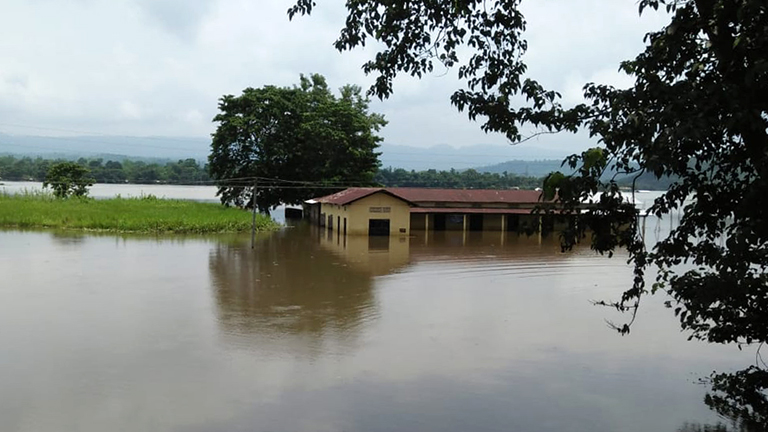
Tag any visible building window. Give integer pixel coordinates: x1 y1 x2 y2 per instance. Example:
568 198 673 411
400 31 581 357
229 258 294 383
369 206 391 213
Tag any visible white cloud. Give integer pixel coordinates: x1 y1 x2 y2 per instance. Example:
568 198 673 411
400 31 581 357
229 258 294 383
0 0 671 154
562 67 636 105
119 101 143 119
134 0 217 40
183 109 205 124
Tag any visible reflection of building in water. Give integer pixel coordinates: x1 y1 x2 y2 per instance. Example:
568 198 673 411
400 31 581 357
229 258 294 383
207 227 379 353
408 229 591 263
315 225 411 276
304 188 573 238
208 221 593 351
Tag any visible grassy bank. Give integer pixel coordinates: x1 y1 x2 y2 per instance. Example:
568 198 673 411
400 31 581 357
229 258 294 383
0 191 278 234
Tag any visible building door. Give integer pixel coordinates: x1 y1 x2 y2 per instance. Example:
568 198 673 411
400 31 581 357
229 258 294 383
433 214 446 231
506 215 520 232
343 218 347 236
469 214 483 231
368 219 390 236
328 215 333 230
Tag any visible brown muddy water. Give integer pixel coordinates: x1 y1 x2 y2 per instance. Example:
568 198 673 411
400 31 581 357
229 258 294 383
0 222 750 432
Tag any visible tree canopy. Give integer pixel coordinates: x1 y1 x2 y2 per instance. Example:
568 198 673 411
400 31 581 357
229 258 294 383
290 0 768 426
208 74 385 213
43 162 95 198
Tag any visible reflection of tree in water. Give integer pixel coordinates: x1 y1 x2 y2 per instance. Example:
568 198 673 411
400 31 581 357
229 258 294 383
49 230 242 246
697 367 768 432
676 416 762 432
208 228 378 348
677 422 732 432
50 231 87 245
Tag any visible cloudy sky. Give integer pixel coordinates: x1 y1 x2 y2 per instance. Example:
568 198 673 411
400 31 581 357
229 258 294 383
0 0 669 155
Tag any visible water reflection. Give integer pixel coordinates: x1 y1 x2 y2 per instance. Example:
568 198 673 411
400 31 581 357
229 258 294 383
677 423 731 432
316 226 411 276
411 229 568 256
676 421 758 432
50 230 87 245
209 226 381 354
0 227 755 432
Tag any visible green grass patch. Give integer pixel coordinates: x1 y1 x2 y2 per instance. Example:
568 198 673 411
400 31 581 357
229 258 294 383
0 190 279 234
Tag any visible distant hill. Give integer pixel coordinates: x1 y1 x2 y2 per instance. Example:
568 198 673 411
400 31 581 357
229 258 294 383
378 143 569 171
477 158 677 191
474 159 569 177
1 132 573 171
0 132 209 161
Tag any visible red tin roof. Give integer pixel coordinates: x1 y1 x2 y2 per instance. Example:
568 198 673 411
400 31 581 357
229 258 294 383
313 187 544 206
314 188 409 206
387 188 543 204
410 207 534 214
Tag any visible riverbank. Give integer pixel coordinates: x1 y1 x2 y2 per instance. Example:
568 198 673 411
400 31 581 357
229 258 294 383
0 192 278 234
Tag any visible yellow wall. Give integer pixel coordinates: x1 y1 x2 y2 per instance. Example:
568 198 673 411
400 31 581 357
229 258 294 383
321 192 411 236
317 231 411 276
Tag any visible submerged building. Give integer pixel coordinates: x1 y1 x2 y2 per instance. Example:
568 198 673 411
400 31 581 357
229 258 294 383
305 187 563 237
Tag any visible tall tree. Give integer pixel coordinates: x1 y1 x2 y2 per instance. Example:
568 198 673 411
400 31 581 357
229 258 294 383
208 74 385 213
290 0 768 425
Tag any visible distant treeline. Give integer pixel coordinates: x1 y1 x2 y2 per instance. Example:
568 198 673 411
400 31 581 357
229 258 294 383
1 156 545 189
0 156 210 184
375 167 675 190
1 155 672 190
375 167 543 189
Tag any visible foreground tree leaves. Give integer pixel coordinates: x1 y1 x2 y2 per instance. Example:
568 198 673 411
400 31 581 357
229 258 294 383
705 367 768 431
208 74 385 212
290 0 768 423
289 0 580 143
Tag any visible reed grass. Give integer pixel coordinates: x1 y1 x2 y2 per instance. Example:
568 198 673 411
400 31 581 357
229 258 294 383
0 190 278 234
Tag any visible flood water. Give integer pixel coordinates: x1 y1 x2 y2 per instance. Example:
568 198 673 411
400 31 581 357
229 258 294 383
1 181 221 202
0 215 751 432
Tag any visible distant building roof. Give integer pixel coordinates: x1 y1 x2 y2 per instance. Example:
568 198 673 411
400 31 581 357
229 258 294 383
312 187 544 206
386 188 543 204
